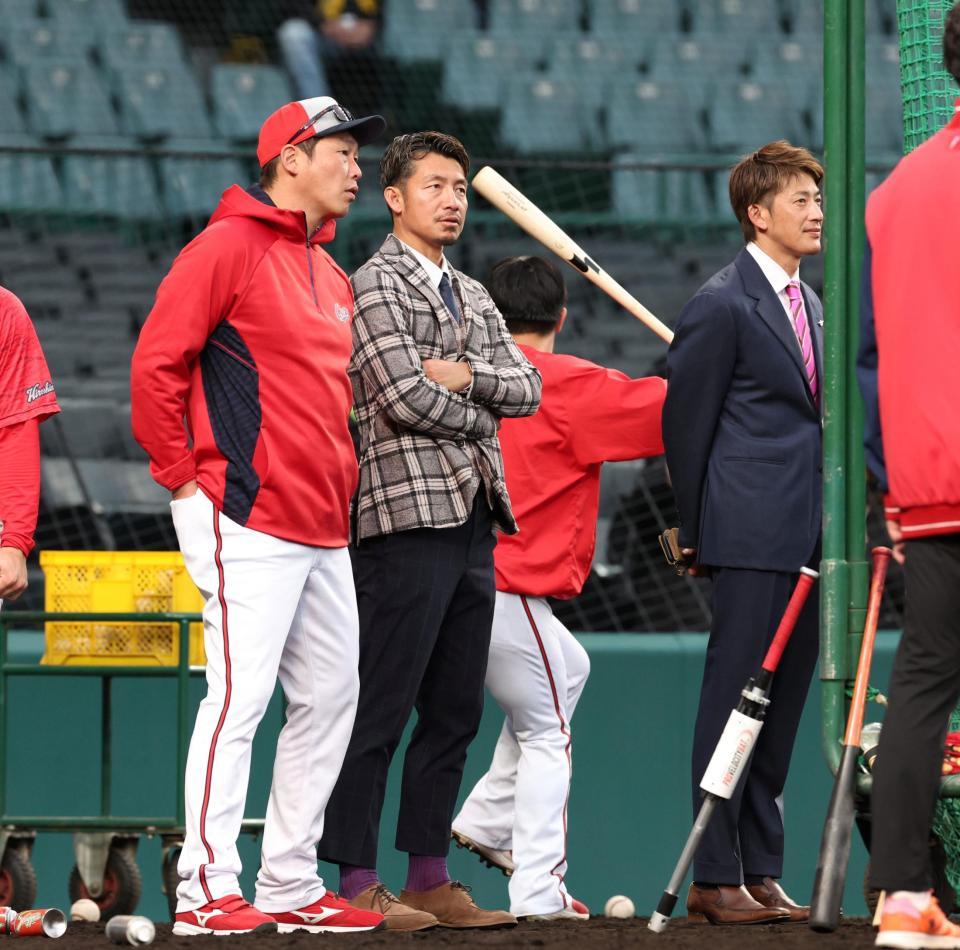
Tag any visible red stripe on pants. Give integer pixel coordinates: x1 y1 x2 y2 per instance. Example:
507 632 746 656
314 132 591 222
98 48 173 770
520 596 572 907
198 508 233 902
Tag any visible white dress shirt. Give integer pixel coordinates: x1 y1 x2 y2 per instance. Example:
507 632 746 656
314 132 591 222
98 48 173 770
746 241 801 327
398 238 449 289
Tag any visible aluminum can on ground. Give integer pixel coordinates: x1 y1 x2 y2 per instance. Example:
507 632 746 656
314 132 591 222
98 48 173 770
11 908 67 938
0 908 17 934
105 916 155 947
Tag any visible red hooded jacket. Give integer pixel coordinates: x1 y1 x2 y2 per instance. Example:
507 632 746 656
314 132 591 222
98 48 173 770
131 185 358 547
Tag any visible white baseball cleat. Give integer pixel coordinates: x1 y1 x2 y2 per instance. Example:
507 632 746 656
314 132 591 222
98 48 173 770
451 828 516 876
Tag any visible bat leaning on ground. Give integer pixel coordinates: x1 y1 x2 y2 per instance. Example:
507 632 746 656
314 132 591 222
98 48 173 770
809 546 893 933
471 165 675 345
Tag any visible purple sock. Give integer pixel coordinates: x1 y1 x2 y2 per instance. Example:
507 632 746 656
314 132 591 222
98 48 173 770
405 854 450 893
339 864 380 901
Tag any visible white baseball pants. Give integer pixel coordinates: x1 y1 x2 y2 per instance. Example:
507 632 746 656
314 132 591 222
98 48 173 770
454 593 590 917
170 489 359 913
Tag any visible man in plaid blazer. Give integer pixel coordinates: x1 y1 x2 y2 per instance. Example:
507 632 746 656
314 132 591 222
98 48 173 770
317 132 541 931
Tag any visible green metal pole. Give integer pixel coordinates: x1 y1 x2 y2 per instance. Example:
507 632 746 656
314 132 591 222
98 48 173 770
821 0 851 773
845 0 869 672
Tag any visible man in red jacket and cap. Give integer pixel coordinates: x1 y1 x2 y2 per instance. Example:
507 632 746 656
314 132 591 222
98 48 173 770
130 96 386 936
858 7 960 948
451 256 665 920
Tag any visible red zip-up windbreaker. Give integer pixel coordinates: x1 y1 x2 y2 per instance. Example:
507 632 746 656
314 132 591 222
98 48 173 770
131 185 358 547
860 106 960 539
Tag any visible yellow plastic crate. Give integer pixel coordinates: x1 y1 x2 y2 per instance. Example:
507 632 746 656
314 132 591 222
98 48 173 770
39 551 205 666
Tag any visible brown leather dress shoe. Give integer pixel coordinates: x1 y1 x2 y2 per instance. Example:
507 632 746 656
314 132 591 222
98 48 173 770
399 881 517 929
746 877 810 923
686 883 790 925
349 883 438 932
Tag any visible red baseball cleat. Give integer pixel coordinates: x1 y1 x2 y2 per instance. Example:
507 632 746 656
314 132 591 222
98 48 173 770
173 895 278 936
265 891 386 933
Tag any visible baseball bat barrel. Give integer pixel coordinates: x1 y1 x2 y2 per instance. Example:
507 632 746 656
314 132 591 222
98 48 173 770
808 547 892 933
471 166 675 344
760 567 819 676
648 795 720 933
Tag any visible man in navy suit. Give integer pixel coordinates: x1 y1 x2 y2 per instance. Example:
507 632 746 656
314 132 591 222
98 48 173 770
663 140 824 925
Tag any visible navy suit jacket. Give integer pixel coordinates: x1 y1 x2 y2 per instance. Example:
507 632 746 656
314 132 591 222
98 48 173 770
662 248 823 572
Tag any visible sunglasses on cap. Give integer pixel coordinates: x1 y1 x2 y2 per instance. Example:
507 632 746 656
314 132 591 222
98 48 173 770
285 103 354 145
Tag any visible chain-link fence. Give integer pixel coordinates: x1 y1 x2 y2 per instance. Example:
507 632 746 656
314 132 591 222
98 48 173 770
3 0 906 629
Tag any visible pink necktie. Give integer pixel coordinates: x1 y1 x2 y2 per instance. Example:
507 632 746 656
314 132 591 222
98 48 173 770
786 281 818 401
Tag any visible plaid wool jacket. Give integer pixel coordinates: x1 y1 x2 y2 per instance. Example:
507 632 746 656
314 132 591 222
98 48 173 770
349 235 542 541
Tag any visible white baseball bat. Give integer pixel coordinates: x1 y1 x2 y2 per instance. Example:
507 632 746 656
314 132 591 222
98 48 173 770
471 165 674 344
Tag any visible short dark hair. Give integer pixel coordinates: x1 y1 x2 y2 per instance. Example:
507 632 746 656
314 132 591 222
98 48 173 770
486 256 567 336
379 131 470 190
945 2 960 84
728 140 824 241
259 135 322 189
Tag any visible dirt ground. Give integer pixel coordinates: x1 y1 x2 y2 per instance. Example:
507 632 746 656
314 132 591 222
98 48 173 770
54 917 876 949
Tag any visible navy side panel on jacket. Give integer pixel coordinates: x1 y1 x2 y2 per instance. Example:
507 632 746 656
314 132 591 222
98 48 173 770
200 320 262 524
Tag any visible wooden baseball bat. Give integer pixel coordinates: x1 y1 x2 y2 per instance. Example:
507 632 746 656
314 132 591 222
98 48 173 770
471 166 675 344
809 546 893 933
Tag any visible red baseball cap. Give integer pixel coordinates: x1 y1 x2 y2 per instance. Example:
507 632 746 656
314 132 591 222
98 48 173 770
257 96 386 167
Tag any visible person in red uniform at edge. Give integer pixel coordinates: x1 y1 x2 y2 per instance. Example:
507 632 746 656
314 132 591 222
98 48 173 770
860 7 960 948
130 97 388 937
0 287 60 604
451 256 666 920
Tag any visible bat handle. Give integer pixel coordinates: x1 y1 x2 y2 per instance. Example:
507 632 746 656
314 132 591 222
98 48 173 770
761 567 819 674
843 546 892 745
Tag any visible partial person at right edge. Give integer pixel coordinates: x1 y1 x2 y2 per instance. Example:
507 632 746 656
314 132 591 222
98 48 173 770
451 255 666 921
858 7 960 948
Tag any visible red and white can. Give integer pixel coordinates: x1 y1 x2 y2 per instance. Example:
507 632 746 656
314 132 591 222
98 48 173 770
0 907 18 935
10 908 67 938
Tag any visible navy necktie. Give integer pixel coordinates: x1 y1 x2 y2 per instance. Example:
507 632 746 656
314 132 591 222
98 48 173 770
439 272 462 325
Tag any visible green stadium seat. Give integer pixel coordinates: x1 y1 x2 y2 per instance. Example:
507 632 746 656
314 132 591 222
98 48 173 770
62 139 163 220
612 164 716 223
587 0 682 36
489 0 582 35
0 0 42 19
442 31 525 110
23 62 120 138
383 0 478 62
0 138 63 213
211 64 293 142
750 35 822 142
606 80 705 152
500 75 601 154
708 81 804 151
692 0 783 35
2 19 96 68
114 64 210 140
649 35 752 90
99 21 187 74
49 0 128 27
547 32 640 109
158 154 247 219
0 74 27 136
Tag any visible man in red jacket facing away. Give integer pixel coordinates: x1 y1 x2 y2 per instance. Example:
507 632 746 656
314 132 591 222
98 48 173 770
130 96 386 937
451 256 665 919
0 287 60 604
859 8 960 948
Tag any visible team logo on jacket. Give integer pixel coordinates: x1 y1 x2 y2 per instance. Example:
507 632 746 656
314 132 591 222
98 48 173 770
335 304 351 322
25 381 54 403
